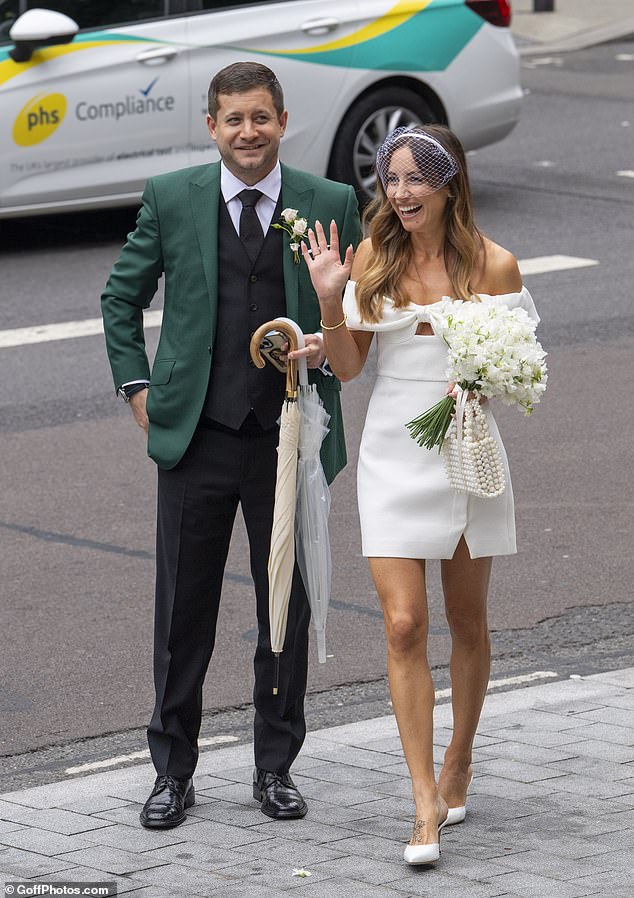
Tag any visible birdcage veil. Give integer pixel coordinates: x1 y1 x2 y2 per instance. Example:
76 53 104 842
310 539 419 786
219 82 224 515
375 126 459 195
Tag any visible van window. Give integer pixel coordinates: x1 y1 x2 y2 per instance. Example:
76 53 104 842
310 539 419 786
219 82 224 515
23 1 167 30
189 1 277 10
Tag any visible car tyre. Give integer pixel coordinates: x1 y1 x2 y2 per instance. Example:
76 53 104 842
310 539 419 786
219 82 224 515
327 86 440 204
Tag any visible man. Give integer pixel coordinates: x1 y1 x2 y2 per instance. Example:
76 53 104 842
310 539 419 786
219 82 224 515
101 62 361 828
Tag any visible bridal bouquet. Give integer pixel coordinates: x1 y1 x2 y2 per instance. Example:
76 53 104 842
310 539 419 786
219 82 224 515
406 299 548 451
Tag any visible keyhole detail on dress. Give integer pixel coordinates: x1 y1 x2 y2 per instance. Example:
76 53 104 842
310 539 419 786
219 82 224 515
415 323 435 336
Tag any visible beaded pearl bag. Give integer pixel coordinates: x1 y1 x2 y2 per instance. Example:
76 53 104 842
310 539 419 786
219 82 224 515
442 398 506 498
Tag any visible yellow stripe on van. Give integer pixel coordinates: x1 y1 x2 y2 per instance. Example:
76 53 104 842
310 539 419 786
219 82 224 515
264 0 433 55
0 37 152 88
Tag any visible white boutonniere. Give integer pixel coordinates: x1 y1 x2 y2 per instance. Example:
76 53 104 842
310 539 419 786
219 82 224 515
272 207 309 264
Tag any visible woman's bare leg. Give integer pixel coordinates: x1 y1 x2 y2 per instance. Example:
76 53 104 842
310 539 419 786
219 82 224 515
370 557 447 844
438 537 492 809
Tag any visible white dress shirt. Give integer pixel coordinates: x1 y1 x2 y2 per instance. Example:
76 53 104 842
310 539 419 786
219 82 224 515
221 161 282 234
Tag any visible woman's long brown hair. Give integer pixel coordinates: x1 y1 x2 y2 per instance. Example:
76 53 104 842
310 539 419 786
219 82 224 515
356 125 484 323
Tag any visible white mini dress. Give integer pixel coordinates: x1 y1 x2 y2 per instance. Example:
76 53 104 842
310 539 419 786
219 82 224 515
343 282 540 560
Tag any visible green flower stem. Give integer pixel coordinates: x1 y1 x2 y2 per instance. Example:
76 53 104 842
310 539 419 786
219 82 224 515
406 381 479 451
406 396 455 451
271 222 301 263
272 222 293 238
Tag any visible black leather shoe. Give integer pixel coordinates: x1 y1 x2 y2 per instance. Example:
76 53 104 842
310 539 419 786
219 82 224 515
139 775 194 829
253 767 307 819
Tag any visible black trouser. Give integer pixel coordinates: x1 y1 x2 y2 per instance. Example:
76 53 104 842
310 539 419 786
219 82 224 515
147 421 311 779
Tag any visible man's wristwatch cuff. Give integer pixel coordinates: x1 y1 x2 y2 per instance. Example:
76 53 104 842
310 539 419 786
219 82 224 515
118 383 149 402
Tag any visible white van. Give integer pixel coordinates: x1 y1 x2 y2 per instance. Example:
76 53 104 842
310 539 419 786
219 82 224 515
0 0 521 217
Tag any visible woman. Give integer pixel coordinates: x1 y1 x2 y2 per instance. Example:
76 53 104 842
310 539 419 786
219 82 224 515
298 125 539 865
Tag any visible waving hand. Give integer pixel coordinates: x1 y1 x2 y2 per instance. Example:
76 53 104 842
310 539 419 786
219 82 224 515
301 219 354 302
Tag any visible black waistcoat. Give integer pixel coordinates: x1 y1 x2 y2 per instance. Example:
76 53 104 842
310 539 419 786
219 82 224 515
203 196 287 430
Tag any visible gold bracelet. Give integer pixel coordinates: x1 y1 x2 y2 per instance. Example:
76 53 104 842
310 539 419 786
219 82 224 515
320 314 347 331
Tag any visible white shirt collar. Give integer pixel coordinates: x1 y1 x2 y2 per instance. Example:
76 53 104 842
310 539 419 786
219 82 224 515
220 161 281 203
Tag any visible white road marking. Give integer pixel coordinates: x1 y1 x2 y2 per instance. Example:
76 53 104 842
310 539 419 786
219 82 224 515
617 170 634 178
616 53 634 61
64 734 238 775
522 57 563 69
518 255 599 276
0 309 163 349
534 160 555 167
0 255 598 349
436 670 558 700
65 749 151 774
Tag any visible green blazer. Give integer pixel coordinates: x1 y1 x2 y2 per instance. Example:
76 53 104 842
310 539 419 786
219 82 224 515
101 162 362 483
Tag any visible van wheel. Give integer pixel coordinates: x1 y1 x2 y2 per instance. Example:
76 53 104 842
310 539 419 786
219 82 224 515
327 86 439 203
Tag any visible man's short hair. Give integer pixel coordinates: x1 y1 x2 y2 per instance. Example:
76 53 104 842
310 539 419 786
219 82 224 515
208 62 285 118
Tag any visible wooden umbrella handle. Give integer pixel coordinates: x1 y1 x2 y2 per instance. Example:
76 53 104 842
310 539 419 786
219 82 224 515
249 319 299 398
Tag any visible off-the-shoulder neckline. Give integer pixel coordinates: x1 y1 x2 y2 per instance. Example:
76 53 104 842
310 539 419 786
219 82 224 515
346 281 529 309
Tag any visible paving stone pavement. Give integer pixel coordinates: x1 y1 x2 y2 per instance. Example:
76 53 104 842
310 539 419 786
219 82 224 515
511 0 634 52
1 668 633 897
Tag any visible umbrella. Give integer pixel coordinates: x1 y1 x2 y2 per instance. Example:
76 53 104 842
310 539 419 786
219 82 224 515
277 317 332 663
250 318 333 691
250 318 302 694
294 379 331 663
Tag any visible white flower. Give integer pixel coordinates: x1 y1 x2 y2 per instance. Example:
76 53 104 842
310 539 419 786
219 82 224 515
281 207 298 223
272 208 309 263
436 301 547 414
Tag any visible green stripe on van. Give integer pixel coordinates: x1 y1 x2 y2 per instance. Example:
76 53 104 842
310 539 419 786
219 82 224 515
251 0 483 72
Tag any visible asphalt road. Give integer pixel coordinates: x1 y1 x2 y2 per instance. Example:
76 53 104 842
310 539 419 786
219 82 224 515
1 41 633 788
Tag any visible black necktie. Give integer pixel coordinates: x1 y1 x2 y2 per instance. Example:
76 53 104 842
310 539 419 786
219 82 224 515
237 188 264 262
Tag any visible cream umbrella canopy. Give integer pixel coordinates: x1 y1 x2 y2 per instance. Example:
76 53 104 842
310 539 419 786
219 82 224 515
250 318 307 694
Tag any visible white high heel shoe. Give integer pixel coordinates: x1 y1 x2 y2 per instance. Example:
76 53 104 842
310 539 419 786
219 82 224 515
445 774 473 826
403 817 448 865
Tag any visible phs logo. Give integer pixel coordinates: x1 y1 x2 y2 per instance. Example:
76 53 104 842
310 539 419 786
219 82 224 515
13 93 66 146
